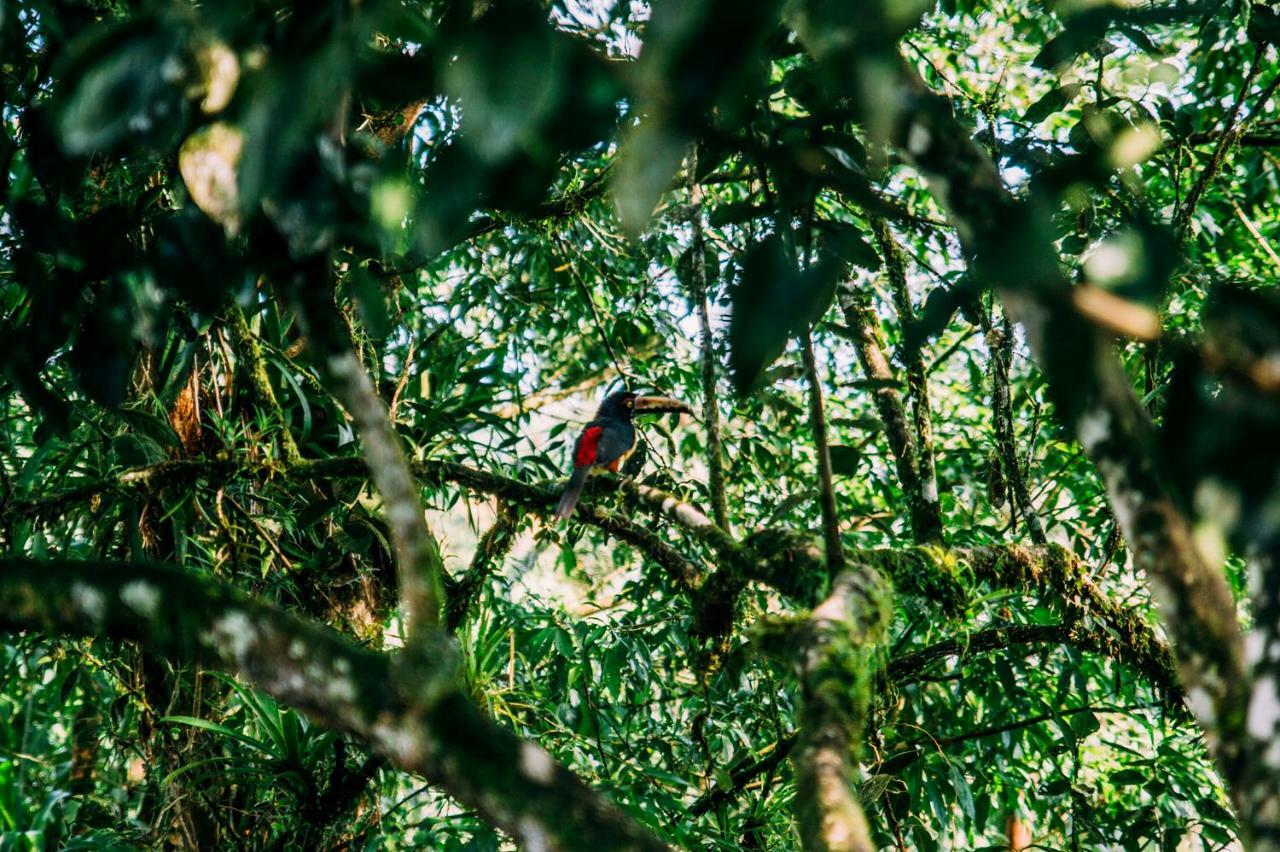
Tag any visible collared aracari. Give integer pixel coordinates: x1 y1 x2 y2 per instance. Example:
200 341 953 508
553 390 691 519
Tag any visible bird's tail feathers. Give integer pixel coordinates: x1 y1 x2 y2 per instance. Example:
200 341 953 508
554 466 590 520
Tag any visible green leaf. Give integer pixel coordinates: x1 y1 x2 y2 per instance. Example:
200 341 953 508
1111 768 1147 786
350 267 392 341
614 120 688 238
443 3 565 164
829 444 861 476
296 499 338 530
1024 84 1080 124
117 408 183 451
816 220 880 271
1249 4 1280 45
708 202 766 227
160 715 278 757
111 434 167 468
1042 776 1072 796
1070 710 1100 738
1196 796 1235 825
949 764 975 820
51 18 184 155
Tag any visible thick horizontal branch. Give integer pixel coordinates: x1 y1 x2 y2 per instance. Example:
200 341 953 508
408 461 705 592
883 544 1179 701
6 462 1174 695
885 623 1071 685
0 457 702 595
0 557 666 851
885 621 1183 708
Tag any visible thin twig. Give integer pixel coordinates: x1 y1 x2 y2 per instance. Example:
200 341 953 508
686 145 730 530
1174 44 1271 239
800 328 845 575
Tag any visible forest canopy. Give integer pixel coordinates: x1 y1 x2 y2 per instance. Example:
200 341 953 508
2 0 1280 849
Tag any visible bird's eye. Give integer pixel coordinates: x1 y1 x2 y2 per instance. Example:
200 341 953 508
626 399 633 407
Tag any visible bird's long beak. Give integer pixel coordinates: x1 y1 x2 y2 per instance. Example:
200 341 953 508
633 395 693 415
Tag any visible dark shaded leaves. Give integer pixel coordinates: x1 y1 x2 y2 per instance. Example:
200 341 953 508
815 220 881 272
728 236 839 394
51 17 188 155
1249 4 1280 46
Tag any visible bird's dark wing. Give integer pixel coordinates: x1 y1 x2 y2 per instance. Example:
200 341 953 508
593 420 636 468
571 418 634 469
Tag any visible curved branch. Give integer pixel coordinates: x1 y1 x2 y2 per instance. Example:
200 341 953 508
885 621 1182 707
5 460 1174 693
885 623 1072 686
0 557 666 851
1 457 703 595
409 462 704 592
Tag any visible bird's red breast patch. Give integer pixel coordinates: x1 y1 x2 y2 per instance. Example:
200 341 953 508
575 426 604 467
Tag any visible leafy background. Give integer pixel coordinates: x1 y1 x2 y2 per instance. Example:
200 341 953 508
1 0 1277 848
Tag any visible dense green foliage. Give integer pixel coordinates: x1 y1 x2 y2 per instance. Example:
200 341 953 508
3 0 1280 848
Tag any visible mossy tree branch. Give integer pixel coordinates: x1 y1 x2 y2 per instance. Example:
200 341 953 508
685 144 730 531
695 616 1183 818
292 278 447 638
4 459 1174 693
800 328 846 576
0 557 667 851
5 459 1183 842
794 560 892 852
983 311 1046 544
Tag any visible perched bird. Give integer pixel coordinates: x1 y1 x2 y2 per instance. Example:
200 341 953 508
554 390 691 520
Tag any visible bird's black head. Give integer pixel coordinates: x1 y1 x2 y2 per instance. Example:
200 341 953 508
595 391 691 421
596 391 638 421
